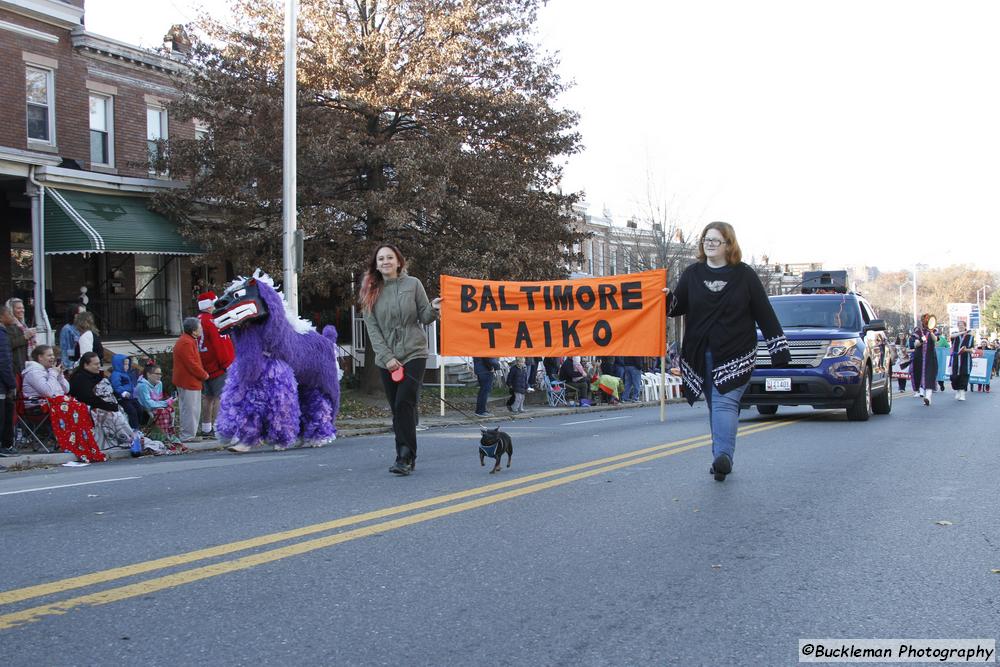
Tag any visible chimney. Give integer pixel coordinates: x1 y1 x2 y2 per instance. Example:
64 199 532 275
163 24 192 54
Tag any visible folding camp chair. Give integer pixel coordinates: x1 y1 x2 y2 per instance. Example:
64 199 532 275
541 374 575 407
13 375 55 453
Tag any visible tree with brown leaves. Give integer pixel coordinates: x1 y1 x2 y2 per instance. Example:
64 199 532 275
158 0 583 299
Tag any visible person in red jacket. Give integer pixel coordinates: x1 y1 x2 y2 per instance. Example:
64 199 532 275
196 291 235 439
173 317 209 443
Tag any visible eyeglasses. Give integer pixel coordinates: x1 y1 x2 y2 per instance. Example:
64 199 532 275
702 238 727 247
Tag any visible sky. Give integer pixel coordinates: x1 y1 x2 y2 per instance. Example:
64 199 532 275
83 0 1000 273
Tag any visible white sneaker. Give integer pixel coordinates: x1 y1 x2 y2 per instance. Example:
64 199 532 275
958 390 967 401
912 392 921 398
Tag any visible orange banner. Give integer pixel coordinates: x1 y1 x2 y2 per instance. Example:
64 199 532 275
440 270 667 357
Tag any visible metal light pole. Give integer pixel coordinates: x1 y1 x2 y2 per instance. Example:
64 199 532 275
911 265 918 327
282 0 299 315
897 280 911 310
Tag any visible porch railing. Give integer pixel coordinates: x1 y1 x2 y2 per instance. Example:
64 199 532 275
55 298 169 337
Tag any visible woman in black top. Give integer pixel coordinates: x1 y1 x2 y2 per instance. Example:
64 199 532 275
69 352 119 412
666 222 791 481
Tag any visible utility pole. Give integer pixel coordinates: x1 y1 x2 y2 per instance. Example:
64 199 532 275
282 0 299 315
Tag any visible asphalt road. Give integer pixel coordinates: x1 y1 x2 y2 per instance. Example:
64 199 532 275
1 389 997 666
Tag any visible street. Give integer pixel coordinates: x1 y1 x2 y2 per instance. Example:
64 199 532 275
1 391 997 666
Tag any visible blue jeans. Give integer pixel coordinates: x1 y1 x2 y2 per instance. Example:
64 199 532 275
476 372 494 414
623 367 642 401
703 351 749 462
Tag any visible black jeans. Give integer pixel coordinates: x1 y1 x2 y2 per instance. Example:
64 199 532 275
379 357 426 464
120 397 143 429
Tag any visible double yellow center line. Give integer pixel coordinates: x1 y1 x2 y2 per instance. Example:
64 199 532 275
0 417 800 630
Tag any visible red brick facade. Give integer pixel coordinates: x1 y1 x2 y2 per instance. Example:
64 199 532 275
0 8 194 176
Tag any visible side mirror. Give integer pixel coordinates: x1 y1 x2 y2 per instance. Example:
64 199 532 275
863 319 886 333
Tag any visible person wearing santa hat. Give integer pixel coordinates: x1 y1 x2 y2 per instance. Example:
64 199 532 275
197 291 235 439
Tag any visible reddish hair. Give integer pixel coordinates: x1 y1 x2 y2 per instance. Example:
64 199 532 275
696 221 743 265
358 244 406 313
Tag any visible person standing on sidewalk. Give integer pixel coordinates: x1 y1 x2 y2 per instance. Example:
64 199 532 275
196 291 235 439
664 222 791 482
622 356 644 402
949 322 974 401
360 244 441 476
473 357 500 417
0 324 16 454
506 357 529 414
173 317 209 443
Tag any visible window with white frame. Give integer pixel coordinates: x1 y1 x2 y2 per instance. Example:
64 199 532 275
89 94 113 166
25 66 55 143
146 106 168 172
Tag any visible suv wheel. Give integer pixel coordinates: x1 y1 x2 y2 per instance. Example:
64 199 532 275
846 367 872 421
872 364 893 415
756 405 778 415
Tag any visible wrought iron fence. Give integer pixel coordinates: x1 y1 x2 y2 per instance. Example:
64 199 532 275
54 298 168 337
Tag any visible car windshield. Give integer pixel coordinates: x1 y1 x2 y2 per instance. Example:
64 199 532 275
769 297 861 330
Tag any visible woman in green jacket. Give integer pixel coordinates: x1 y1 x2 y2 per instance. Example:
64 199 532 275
360 244 441 476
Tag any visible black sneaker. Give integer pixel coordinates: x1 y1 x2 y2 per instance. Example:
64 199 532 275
389 461 411 476
711 453 733 482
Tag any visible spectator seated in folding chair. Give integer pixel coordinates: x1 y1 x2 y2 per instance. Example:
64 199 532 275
557 356 590 405
109 354 148 430
135 363 183 448
18 344 70 451
69 352 133 451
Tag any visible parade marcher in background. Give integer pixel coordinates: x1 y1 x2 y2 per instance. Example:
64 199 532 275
197 291 235 439
1 305 27 380
173 317 209 443
910 313 939 406
949 322 974 401
6 298 36 357
934 329 949 391
73 311 103 365
893 335 911 393
665 222 791 482
473 357 501 417
360 244 441 476
58 305 85 369
973 339 992 393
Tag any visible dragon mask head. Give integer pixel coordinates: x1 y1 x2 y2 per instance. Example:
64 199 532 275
213 277 269 333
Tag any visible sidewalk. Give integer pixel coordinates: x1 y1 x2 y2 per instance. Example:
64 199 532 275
0 397 686 473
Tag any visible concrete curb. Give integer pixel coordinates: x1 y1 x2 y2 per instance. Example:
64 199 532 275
0 398 687 473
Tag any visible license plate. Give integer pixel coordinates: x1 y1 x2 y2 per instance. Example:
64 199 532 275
765 377 791 392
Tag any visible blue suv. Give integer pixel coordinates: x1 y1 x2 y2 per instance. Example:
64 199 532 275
740 271 893 421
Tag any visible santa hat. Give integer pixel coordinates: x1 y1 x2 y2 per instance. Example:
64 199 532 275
197 291 217 311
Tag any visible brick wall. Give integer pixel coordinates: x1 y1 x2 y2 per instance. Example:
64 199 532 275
0 9 195 178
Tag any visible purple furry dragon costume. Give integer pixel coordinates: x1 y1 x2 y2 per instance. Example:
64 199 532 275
212 271 340 449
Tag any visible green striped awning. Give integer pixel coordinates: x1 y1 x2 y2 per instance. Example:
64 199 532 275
44 188 202 255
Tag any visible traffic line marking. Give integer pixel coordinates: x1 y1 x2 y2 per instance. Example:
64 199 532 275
560 416 630 425
0 419 801 628
0 477 143 496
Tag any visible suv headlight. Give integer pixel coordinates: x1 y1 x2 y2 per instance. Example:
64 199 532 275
824 339 857 358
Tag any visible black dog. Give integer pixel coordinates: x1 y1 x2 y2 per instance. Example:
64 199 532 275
479 426 513 474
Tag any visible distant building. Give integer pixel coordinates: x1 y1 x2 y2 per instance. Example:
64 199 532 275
0 1 220 351
568 205 695 279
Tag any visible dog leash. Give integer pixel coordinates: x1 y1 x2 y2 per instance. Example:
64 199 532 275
397 370 507 428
